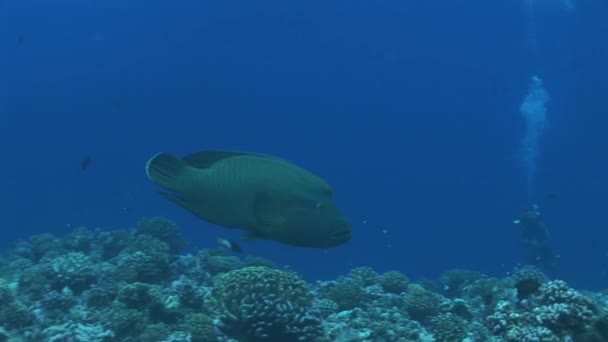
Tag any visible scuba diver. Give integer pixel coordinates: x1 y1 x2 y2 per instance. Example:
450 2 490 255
513 204 559 276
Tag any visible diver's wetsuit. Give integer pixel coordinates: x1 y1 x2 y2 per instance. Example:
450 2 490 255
514 205 559 276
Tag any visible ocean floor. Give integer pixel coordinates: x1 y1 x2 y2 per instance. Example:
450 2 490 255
0 217 606 342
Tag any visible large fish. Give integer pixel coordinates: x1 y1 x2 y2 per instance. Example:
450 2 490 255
145 151 352 248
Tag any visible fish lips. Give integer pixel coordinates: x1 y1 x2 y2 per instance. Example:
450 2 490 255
327 220 352 246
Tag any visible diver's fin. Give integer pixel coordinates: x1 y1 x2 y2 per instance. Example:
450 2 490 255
182 150 286 169
252 192 286 227
146 152 189 190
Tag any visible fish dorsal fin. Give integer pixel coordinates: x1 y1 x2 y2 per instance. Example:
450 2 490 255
182 151 282 169
182 151 247 169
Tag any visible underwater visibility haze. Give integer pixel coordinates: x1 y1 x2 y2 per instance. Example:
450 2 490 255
1 0 608 340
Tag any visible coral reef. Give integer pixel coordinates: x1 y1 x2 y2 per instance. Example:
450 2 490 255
0 217 607 341
212 266 324 341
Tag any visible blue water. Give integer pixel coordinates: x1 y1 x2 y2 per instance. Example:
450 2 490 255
2 0 607 289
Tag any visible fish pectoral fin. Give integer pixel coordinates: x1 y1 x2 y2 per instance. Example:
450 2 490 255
261 215 286 226
252 191 287 227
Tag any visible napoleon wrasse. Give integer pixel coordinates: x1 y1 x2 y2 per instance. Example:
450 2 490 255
145 151 351 248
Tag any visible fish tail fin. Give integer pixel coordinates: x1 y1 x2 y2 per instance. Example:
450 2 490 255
146 152 189 190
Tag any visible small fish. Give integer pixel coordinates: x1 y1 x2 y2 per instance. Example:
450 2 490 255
146 150 352 248
81 155 92 171
17 35 24 45
111 98 122 109
217 238 243 253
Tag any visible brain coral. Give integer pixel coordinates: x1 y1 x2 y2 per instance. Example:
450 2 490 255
211 266 324 342
403 284 441 322
379 270 409 294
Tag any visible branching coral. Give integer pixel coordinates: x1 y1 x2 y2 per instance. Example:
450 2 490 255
487 280 599 341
